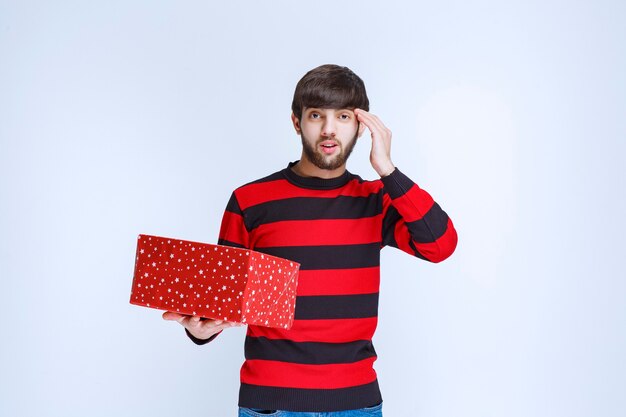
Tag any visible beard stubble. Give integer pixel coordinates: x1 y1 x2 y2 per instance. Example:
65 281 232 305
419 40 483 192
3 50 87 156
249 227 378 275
300 130 359 171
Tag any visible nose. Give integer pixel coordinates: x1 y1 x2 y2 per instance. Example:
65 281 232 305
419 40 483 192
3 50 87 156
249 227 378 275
321 118 336 137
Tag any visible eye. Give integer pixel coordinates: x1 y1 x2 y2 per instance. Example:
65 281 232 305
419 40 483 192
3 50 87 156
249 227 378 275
339 113 351 120
309 112 321 119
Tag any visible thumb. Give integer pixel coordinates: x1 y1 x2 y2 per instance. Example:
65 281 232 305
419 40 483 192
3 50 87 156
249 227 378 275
162 311 181 321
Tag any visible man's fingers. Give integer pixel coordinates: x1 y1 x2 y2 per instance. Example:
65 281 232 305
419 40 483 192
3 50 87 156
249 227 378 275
163 312 242 335
184 317 226 331
355 108 394 177
356 110 392 143
355 109 388 137
162 311 185 322
354 109 376 130
182 316 201 327
354 108 380 126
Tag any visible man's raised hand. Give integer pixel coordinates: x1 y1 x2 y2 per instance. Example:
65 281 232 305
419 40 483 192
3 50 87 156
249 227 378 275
354 109 395 177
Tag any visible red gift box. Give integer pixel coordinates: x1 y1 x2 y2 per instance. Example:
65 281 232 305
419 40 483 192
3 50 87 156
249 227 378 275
130 234 300 329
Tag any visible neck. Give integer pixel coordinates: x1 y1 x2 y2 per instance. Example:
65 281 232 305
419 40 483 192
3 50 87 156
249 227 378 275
292 155 347 179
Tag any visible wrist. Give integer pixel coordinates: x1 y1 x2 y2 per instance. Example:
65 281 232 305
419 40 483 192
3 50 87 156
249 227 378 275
376 162 396 178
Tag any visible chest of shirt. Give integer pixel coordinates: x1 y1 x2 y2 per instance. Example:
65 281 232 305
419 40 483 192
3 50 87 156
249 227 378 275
244 194 385 250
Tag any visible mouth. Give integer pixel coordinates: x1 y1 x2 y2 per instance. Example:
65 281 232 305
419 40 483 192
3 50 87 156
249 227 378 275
319 141 339 155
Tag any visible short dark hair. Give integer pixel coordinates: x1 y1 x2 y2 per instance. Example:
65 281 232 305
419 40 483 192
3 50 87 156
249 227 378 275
291 64 369 120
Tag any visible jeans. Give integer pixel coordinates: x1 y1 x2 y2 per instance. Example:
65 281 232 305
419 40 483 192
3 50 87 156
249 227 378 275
238 402 383 417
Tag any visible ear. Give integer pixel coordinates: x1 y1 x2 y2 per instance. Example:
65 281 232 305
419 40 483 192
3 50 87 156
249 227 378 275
357 121 366 138
291 112 302 134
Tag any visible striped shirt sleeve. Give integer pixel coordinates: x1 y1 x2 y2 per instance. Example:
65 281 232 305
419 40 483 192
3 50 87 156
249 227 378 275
381 168 457 263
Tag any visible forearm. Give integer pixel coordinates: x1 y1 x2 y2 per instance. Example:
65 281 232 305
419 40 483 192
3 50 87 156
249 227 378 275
381 168 457 263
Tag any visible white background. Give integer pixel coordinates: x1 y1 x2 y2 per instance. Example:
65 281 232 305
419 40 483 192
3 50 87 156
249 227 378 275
1 1 624 416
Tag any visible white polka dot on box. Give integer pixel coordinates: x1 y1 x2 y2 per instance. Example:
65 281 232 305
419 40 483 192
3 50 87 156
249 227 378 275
129 234 300 329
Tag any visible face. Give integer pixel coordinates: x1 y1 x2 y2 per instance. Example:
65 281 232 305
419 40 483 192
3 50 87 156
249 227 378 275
293 108 363 171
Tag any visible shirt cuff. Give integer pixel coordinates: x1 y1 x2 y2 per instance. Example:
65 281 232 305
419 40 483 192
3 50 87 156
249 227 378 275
380 167 415 199
185 328 222 345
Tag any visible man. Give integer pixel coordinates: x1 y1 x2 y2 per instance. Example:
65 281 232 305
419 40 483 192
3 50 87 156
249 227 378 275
163 64 458 416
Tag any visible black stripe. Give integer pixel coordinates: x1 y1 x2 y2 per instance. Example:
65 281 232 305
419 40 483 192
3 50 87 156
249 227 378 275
380 167 414 199
405 202 450 242
243 195 381 230
382 205 401 248
244 337 376 364
255 243 380 270
408 239 428 261
225 193 243 215
239 381 382 412
217 239 247 249
295 293 379 320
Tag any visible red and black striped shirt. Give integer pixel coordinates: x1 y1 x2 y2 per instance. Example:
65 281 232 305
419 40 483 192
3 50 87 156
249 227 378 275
190 162 457 412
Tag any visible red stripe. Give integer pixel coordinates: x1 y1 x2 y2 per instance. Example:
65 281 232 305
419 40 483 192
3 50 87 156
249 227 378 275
247 317 378 343
296 268 380 296
394 221 413 255
236 179 382 210
251 217 382 246
241 357 378 389
388 185 435 222
219 211 249 247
